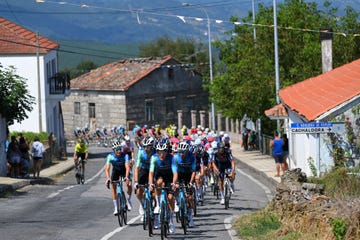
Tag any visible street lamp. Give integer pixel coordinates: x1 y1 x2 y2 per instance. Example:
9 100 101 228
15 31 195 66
183 3 216 131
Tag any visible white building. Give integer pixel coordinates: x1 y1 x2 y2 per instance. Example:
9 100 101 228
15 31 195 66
0 17 69 175
266 59 360 177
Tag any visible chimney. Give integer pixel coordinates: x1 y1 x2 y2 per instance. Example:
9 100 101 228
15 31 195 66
320 28 333 73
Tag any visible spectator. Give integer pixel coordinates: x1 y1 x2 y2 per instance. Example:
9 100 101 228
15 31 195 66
241 126 249 151
18 133 30 178
248 131 256 150
31 136 45 178
7 135 22 178
282 133 289 171
269 131 285 177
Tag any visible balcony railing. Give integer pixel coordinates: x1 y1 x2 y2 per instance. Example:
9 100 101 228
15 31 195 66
49 72 70 95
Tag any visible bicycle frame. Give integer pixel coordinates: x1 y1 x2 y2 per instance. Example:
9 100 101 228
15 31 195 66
139 184 154 237
223 171 232 209
75 157 85 184
112 179 128 226
177 183 188 234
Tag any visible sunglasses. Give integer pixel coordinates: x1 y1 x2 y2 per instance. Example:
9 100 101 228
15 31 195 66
114 147 122 152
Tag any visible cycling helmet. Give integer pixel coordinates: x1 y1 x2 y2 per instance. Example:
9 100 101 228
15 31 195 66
218 142 225 149
112 141 122 150
211 141 218 149
194 138 201 145
156 142 168 151
124 135 130 141
178 142 190 152
142 136 154 147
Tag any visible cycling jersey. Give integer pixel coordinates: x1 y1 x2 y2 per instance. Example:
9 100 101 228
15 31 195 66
174 152 196 173
135 148 155 170
106 152 129 171
150 153 177 184
174 151 196 184
74 143 88 153
195 154 202 172
213 150 233 171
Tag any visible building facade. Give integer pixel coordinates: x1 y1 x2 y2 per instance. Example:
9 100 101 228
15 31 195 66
61 56 209 139
0 17 70 175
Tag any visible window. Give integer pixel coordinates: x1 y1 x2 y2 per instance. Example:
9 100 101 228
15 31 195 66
74 102 80 114
89 103 96 118
145 101 154 121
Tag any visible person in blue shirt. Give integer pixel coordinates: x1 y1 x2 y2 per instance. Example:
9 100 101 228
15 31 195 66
105 141 132 215
149 142 178 233
174 141 196 227
133 136 156 220
269 131 285 177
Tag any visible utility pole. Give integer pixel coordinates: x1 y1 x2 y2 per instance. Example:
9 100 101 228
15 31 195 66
36 32 43 132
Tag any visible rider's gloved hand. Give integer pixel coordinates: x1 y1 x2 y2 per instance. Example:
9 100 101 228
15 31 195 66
105 179 111 189
133 182 138 189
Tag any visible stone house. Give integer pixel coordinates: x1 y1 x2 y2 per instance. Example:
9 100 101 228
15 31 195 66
61 55 209 138
265 58 360 177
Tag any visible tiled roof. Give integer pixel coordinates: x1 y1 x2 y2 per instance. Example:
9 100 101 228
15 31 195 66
264 104 288 120
0 16 58 54
70 55 175 90
279 58 360 121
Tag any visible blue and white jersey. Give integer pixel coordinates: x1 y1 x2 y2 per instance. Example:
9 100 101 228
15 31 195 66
106 152 129 170
173 151 196 173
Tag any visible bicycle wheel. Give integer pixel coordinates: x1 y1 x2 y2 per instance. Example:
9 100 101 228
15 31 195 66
192 188 197 217
160 204 168 240
117 195 124 226
180 199 187 234
143 199 149 230
80 161 85 184
122 193 128 225
224 182 230 209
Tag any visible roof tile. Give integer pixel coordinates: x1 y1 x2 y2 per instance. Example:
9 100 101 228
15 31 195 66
0 17 58 54
70 55 175 90
279 58 360 121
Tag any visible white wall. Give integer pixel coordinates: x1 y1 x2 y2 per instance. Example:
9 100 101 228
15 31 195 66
0 50 63 137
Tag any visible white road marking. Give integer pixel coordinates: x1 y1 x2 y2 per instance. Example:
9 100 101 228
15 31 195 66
47 165 105 199
100 215 142 240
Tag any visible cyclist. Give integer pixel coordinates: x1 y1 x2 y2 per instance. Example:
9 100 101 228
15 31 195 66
105 141 132 215
122 135 135 210
193 144 206 203
212 142 235 205
73 138 88 175
173 141 196 227
134 136 156 220
149 142 178 233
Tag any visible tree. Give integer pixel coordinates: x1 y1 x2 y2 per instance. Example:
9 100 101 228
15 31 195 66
212 0 360 134
0 64 35 126
61 60 98 79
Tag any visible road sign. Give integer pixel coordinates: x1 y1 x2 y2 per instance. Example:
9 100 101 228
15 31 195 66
290 122 334 134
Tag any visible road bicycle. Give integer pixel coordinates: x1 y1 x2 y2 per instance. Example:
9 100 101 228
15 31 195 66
223 170 233 209
156 185 170 240
138 184 154 237
177 183 188 235
75 157 86 184
190 183 198 216
111 179 128 227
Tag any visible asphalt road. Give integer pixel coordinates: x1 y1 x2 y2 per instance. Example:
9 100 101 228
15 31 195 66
0 147 274 240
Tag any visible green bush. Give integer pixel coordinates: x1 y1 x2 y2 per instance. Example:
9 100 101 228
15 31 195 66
330 217 347 240
10 131 49 143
